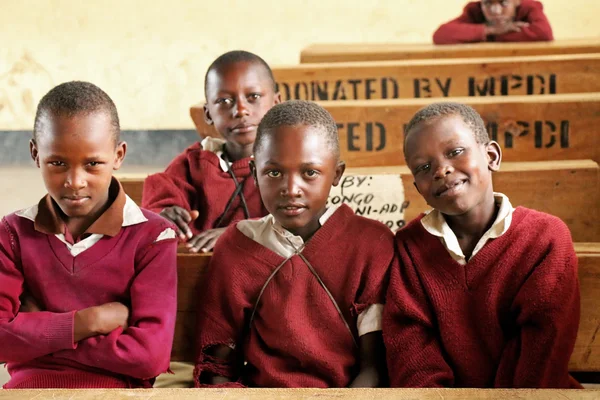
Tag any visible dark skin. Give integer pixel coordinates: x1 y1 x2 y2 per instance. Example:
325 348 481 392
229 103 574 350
481 0 529 36
405 114 502 260
28 111 130 342
160 61 280 253
204 125 386 387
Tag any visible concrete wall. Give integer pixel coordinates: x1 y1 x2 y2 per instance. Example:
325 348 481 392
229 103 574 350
1 0 598 131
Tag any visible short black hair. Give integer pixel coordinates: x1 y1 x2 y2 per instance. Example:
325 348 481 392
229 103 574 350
33 81 120 143
254 100 340 159
204 50 276 97
404 102 489 155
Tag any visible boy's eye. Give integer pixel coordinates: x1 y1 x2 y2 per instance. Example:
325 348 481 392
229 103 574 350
415 163 430 174
217 98 233 105
304 170 319 178
49 161 66 167
88 161 102 167
248 93 261 101
448 148 464 157
266 171 281 178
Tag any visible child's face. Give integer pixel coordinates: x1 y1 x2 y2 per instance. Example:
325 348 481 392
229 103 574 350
405 115 500 216
481 0 519 24
253 125 344 240
204 61 280 148
30 112 126 221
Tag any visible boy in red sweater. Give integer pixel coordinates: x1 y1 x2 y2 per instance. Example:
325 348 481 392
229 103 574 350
433 0 553 44
383 102 580 388
142 51 280 253
0 81 178 388
194 100 394 388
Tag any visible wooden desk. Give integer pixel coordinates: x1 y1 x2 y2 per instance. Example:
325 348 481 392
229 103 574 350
300 38 600 63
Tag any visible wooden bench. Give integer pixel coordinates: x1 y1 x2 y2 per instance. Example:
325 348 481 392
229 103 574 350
118 160 600 243
171 246 600 374
189 93 600 166
300 38 600 63
3 388 600 399
272 54 600 101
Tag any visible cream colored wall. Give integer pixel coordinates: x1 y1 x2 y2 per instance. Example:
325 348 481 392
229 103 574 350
0 0 598 131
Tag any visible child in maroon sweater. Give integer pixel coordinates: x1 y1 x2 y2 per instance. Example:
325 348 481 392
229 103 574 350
0 81 178 388
383 102 580 388
433 0 553 44
194 100 394 388
142 51 280 253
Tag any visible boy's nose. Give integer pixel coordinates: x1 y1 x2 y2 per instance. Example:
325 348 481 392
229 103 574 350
65 169 87 190
233 99 251 118
281 176 302 197
433 163 454 179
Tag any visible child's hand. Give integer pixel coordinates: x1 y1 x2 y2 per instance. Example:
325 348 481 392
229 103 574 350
19 292 42 313
485 21 529 36
74 302 130 342
159 206 200 240
185 228 227 253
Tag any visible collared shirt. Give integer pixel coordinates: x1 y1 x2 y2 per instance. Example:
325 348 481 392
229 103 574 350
201 137 230 172
16 178 175 257
237 205 382 336
421 192 514 265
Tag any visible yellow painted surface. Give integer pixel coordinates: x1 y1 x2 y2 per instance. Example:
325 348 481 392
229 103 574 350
0 0 598 130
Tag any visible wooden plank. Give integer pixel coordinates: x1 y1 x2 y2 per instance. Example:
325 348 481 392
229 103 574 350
2 388 600 399
300 38 600 63
273 54 600 101
190 93 600 166
572 254 600 372
120 160 600 244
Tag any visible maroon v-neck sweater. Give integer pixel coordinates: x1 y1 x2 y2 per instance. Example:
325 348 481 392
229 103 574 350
433 0 553 44
194 205 395 388
0 208 178 388
383 207 580 388
141 143 267 234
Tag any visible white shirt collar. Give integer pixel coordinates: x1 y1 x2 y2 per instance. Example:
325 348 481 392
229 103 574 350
420 192 514 263
201 136 230 172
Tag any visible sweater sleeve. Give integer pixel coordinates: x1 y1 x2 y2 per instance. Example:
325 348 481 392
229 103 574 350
193 227 248 388
0 217 76 363
383 238 454 388
495 1 553 42
494 223 579 388
433 3 487 44
141 149 198 214
51 223 178 380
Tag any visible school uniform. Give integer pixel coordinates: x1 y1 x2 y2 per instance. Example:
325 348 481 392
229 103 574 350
194 204 394 387
0 178 178 388
433 0 554 44
142 137 268 234
383 193 581 388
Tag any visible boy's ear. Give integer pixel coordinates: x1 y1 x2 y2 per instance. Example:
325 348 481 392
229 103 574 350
113 141 127 171
331 161 346 187
29 139 40 168
486 141 502 172
273 91 282 105
249 160 258 185
203 103 214 126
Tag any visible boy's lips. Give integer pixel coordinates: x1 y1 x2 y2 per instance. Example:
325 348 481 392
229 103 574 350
435 179 467 197
62 195 90 206
231 123 256 134
277 203 307 217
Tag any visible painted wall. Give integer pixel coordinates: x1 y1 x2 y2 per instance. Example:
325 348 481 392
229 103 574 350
1 0 598 131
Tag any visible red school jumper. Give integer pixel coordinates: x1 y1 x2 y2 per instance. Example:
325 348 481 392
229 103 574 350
194 204 395 388
141 142 267 234
0 180 178 388
433 0 554 44
383 207 580 388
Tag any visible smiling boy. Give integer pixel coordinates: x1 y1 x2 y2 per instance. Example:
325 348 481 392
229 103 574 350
383 102 580 388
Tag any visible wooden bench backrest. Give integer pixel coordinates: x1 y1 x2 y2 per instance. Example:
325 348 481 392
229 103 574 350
189 93 600 166
118 160 600 243
300 39 600 63
172 248 600 374
271 54 600 101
